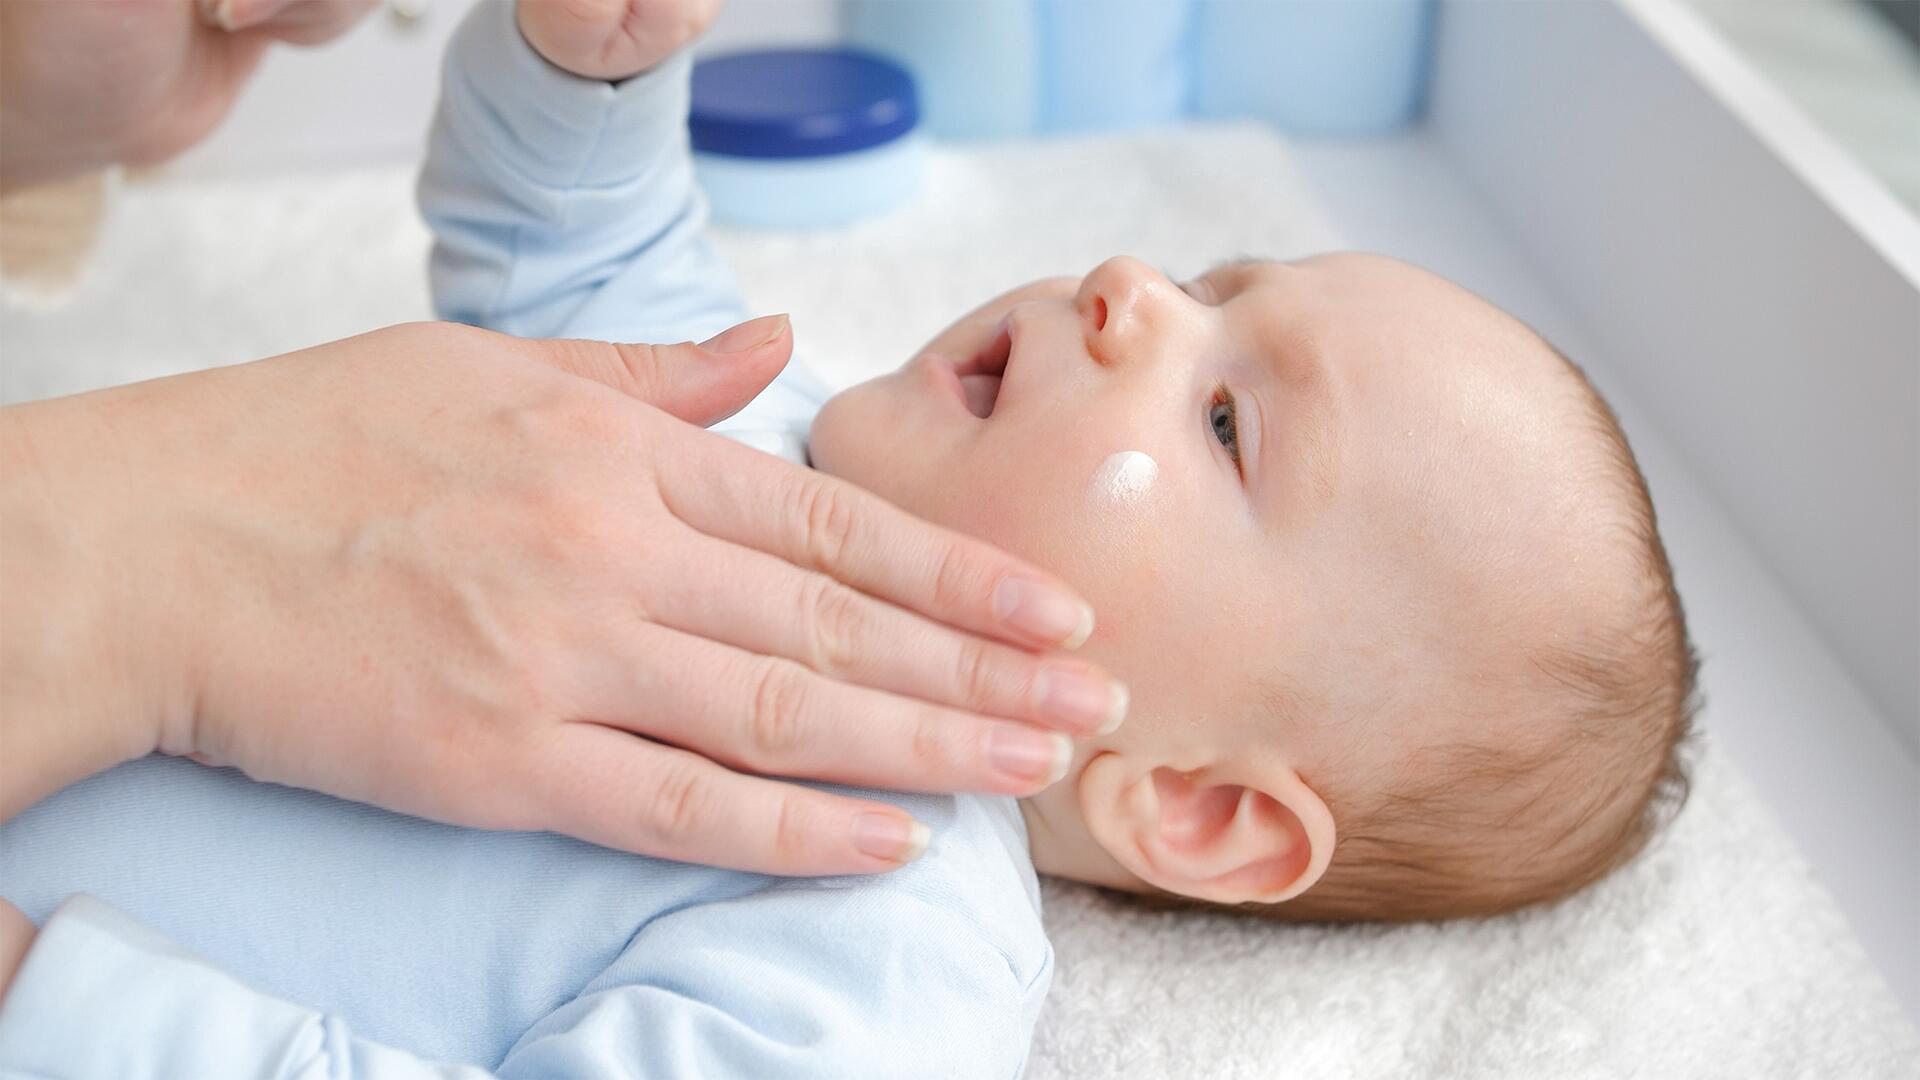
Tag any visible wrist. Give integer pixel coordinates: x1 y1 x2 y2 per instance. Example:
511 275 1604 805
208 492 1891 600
0 391 175 819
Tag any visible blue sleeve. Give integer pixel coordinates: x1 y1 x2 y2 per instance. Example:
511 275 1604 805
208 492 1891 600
418 0 744 345
0 896 488 1079
0 892 1043 1080
502 883 1045 1078
417 0 829 462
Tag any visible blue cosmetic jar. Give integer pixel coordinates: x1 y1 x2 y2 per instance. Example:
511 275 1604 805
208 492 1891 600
690 48 924 229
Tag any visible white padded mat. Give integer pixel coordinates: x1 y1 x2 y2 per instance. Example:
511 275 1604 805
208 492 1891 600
3 124 1914 1078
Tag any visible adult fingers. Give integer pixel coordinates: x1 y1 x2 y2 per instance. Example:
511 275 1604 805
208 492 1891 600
654 430 1096 651
542 724 930 876
523 314 793 426
579 622 1074 798
643 530 1127 735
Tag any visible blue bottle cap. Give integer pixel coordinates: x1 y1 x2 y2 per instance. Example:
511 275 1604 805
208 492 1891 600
690 48 919 159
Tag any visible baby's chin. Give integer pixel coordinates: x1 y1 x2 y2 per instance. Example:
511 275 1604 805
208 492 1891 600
808 377 922 506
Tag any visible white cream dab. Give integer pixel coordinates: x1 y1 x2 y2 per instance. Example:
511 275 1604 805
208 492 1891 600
1091 450 1159 504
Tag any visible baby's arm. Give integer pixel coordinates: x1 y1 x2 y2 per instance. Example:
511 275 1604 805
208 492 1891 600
419 0 741 345
421 0 824 458
0 896 488 1079
0 891 1042 1078
501 883 1044 1077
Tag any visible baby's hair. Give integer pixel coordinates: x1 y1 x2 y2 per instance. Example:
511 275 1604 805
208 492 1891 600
1272 343 1700 922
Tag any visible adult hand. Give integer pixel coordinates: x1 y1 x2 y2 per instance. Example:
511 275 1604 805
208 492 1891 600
0 317 1121 875
0 0 377 192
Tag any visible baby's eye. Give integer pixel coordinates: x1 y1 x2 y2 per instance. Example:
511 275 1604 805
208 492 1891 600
1208 386 1241 468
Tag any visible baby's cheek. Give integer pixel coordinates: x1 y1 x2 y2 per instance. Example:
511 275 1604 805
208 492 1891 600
810 382 935 508
808 388 885 480
960 464 1186 630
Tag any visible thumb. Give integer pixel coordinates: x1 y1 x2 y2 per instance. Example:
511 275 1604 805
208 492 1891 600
531 314 794 426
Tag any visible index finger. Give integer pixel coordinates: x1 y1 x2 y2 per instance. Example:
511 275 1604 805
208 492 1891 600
653 426 1094 651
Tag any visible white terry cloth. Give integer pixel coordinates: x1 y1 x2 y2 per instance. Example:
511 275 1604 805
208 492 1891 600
3 124 1915 1077
1030 745 1918 1079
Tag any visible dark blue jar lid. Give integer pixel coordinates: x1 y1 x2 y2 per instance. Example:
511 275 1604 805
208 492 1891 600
690 48 918 159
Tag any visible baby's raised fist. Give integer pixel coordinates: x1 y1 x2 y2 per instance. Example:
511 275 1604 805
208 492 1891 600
518 0 723 82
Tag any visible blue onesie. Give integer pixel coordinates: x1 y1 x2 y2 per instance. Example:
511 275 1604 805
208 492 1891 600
0 5 1052 1077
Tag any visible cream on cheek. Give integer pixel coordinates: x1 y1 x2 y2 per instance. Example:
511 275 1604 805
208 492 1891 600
1088 450 1159 506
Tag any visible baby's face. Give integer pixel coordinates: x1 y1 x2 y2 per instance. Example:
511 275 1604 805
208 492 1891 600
813 254 1590 898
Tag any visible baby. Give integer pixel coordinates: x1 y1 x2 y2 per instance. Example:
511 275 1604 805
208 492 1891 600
0 1 1695 1075
818 252 1699 919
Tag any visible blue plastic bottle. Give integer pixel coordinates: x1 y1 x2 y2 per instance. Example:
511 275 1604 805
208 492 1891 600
689 48 925 228
1037 0 1190 132
844 0 1040 139
1190 0 1432 136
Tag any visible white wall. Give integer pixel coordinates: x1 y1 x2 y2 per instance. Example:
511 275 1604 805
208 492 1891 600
1427 0 1920 750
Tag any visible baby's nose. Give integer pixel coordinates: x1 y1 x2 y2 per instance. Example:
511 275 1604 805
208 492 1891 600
1075 256 1176 367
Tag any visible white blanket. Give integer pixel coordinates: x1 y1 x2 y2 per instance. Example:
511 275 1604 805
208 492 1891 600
3 125 1913 1078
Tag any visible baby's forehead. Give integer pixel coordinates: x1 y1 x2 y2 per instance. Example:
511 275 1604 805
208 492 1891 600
1337 257 1560 375
1265 253 1511 319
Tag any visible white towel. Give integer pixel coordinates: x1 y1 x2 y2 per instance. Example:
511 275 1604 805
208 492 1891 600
4 124 1913 1078
1028 745 1917 1079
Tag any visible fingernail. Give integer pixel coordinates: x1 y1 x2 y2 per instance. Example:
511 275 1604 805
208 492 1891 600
987 726 1073 787
852 811 931 863
197 0 239 30
1099 682 1130 735
700 313 789 354
1034 667 1129 735
993 577 1096 649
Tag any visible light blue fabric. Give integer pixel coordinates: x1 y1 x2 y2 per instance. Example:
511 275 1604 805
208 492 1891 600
694 134 927 230
0 762 1048 1077
0 3 1050 1075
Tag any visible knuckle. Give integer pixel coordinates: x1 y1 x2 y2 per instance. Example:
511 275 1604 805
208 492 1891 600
953 638 1004 708
770 792 814 861
499 383 623 451
789 475 859 573
804 578 869 676
609 342 665 400
908 709 957 772
747 659 809 764
466 748 547 833
931 542 990 618
641 761 711 849
539 336 600 377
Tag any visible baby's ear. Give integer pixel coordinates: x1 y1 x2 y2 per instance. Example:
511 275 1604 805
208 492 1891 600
1077 754 1334 905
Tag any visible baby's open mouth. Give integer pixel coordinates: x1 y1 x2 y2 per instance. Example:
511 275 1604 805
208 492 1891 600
955 318 1013 419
